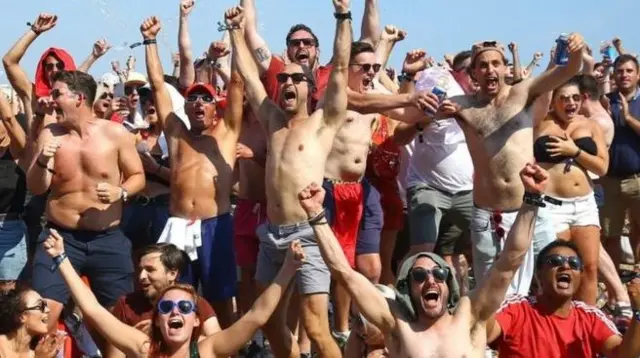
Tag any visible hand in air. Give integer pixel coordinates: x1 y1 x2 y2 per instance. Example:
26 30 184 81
283 240 306 271
519 163 548 194
96 182 123 204
566 33 585 54
171 53 180 66
402 49 428 76
332 0 350 14
208 41 231 60
381 25 406 43
546 133 580 158
224 6 245 28
508 42 518 53
612 37 622 48
126 55 136 71
31 13 58 34
298 182 325 218
42 229 65 258
180 0 195 17
140 16 162 39
37 96 56 116
34 332 66 358
236 143 254 159
92 39 112 58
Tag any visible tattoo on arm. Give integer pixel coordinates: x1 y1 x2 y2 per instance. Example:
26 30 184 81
254 47 270 63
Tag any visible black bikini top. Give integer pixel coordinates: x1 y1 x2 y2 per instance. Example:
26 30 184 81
533 135 597 164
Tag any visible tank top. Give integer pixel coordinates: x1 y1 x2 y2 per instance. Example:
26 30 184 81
366 116 401 180
0 148 26 214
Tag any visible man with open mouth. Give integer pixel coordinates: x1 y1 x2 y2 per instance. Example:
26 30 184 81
229 1 351 356
141 16 245 331
299 163 549 357
486 240 640 357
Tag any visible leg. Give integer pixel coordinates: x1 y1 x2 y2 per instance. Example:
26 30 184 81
379 230 398 285
301 293 341 358
0 220 28 285
601 177 627 267
256 281 299 358
407 185 451 254
599 245 631 304
469 207 495 288
569 226 600 305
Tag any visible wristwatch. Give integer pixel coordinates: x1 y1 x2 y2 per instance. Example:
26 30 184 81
120 187 129 202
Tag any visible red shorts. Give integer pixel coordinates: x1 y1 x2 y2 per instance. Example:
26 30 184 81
322 179 364 267
371 178 404 231
233 199 267 268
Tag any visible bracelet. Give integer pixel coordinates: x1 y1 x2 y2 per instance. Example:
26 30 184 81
26 22 41 35
143 39 157 46
573 149 582 158
308 209 327 226
49 252 68 272
37 159 56 174
217 21 241 32
522 191 545 208
400 71 415 81
334 11 352 20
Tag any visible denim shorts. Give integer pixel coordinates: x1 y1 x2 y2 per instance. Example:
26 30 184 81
0 219 28 281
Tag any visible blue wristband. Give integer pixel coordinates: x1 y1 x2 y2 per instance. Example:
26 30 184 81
49 252 67 272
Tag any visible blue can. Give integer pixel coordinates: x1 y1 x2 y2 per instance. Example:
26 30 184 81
432 86 447 103
605 46 616 60
555 34 570 66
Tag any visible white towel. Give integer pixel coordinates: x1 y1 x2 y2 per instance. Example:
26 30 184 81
157 217 202 261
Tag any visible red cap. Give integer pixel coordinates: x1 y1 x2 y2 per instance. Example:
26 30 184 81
185 82 217 97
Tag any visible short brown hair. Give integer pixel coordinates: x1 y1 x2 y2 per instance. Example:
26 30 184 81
51 71 97 106
139 244 185 274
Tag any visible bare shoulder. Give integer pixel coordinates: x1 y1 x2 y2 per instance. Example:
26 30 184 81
96 120 133 142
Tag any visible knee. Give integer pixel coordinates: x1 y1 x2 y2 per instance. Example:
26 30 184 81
356 255 381 282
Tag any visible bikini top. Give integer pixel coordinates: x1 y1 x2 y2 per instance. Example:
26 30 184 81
533 135 597 164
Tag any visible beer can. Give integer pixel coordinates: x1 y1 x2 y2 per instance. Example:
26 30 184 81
431 86 447 103
555 34 570 66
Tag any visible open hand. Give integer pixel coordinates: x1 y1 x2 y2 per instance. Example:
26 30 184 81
546 134 580 158
519 163 548 194
34 332 66 358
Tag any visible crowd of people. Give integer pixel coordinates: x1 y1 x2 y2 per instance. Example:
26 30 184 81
1 0 640 357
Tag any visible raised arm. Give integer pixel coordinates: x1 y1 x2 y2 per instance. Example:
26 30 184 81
226 6 281 131
321 0 353 129
471 164 546 324
77 39 111 73
613 37 627 56
200 242 303 357
374 25 406 74
528 33 585 101
42 231 149 357
178 0 196 88
359 0 380 47
141 17 180 140
209 40 232 86
508 42 523 83
3 13 58 101
241 0 272 74
223 68 244 135
524 52 543 78
298 183 396 334
0 93 27 162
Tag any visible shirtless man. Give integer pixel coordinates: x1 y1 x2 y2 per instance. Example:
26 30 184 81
439 36 585 294
299 164 548 357
227 1 350 356
140 17 244 329
27 70 145 331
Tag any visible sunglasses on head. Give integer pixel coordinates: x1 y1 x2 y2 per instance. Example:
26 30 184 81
100 92 114 100
544 254 583 271
44 63 64 71
186 93 215 103
24 300 48 312
481 41 498 48
157 299 196 315
410 266 449 283
351 63 382 73
276 73 310 84
287 38 315 47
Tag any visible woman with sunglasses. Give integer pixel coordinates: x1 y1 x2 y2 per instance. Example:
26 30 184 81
93 81 115 120
41 228 304 358
0 285 67 358
533 76 608 305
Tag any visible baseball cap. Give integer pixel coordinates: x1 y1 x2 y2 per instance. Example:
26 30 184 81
125 72 148 87
470 41 507 67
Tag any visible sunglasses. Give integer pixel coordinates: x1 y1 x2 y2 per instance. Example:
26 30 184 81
276 73 310 84
157 300 196 315
99 92 114 100
186 94 215 103
492 212 506 239
410 267 449 283
351 63 382 73
287 38 315 47
24 300 48 312
51 88 76 100
544 254 583 271
124 86 141 96
44 63 65 71
481 41 498 48
558 94 582 103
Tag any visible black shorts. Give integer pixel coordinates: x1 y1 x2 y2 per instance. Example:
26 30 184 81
32 223 134 307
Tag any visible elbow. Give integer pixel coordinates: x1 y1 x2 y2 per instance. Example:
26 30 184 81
26 179 47 196
2 55 16 69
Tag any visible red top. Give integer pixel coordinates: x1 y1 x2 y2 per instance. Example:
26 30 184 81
34 48 77 98
112 291 216 326
492 295 619 358
366 115 401 180
262 56 332 111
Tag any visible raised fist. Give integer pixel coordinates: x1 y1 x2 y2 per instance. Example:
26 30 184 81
381 25 406 43
403 49 428 75
519 163 548 194
31 13 58 34
208 41 231 60
140 16 162 39
180 0 195 17
508 42 517 52
332 0 350 14
224 6 245 29
92 39 111 58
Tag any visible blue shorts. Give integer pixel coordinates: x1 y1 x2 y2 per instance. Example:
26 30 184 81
179 213 237 301
121 194 170 251
32 223 134 306
357 179 382 255
0 219 28 281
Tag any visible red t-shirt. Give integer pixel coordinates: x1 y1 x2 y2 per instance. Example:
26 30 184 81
262 56 333 111
112 291 216 326
492 295 619 358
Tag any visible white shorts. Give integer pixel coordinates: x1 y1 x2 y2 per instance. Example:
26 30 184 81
547 192 600 232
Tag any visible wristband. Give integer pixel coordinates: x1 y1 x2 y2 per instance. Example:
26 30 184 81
49 252 68 272
37 159 56 174
573 149 582 158
400 71 416 81
334 11 352 20
308 209 327 226
522 192 545 207
26 22 41 35
143 39 157 46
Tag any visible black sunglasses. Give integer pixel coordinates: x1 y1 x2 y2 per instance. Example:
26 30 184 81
410 267 449 283
100 92 114 100
51 88 75 100
124 86 141 96
24 300 48 313
544 254 583 271
186 94 214 103
44 63 65 71
276 73 310 84
157 300 196 315
482 41 498 48
287 38 315 47
351 63 382 73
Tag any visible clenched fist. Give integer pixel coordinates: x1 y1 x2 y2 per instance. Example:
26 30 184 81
180 0 195 17
224 6 245 28
92 39 111 58
333 0 350 14
39 138 61 163
31 13 58 34
140 16 162 39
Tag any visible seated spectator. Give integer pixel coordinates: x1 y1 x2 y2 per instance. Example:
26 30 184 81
487 240 640 357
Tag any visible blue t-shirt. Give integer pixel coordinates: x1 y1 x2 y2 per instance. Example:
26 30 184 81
607 88 640 178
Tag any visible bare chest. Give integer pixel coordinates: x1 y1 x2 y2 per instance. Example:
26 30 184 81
54 137 119 183
270 127 323 166
462 102 531 140
173 136 234 175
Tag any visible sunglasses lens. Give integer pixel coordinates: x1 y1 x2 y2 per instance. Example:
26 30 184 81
291 74 305 83
203 95 213 103
568 257 582 271
547 255 563 267
433 268 448 282
276 74 288 83
411 268 427 283
178 300 194 314
158 300 174 314
373 64 382 72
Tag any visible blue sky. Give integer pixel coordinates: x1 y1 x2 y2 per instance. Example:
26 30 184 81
2 0 640 82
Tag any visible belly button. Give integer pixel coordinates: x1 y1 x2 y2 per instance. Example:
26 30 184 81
298 144 304 151
355 158 362 164
346 117 354 123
